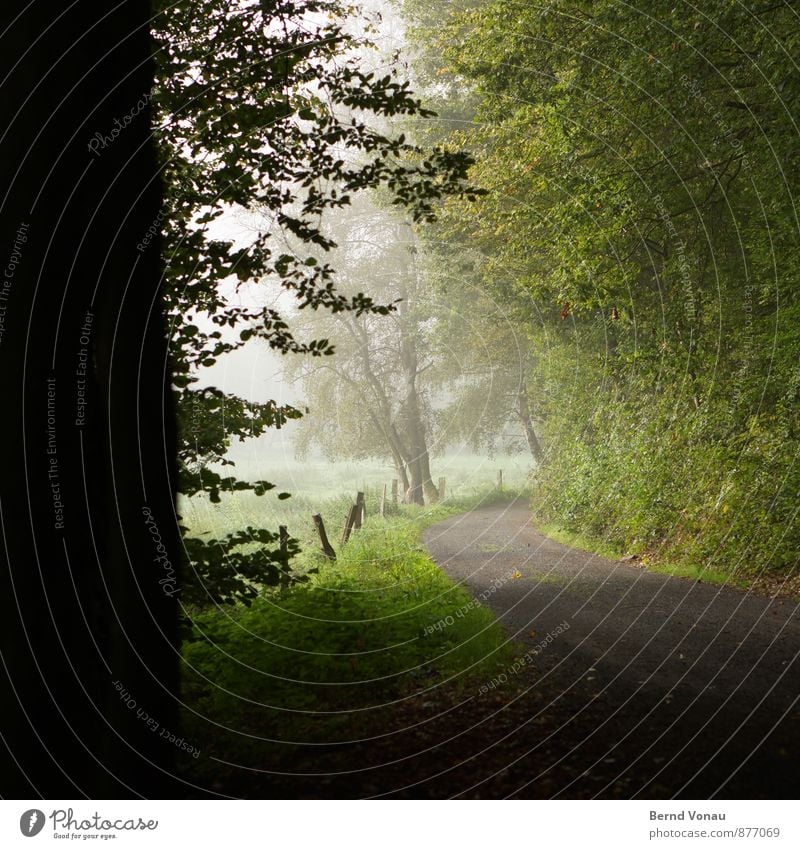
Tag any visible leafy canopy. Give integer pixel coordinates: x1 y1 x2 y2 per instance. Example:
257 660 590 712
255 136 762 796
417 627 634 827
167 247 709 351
151 0 479 604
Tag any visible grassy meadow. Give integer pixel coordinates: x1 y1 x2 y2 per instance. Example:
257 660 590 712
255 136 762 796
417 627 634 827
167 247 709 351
180 445 531 548
177 448 532 789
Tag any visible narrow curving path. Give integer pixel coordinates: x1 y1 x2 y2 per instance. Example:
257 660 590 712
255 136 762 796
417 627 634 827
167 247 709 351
210 499 800 801
422 498 800 798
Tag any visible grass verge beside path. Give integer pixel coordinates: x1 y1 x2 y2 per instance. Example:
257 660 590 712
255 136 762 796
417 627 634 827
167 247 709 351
532 518 754 593
179 491 521 790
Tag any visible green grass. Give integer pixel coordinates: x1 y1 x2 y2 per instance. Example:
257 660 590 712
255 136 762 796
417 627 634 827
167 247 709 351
180 449 531 543
533 517 749 590
532 520 626 561
179 491 521 778
647 560 747 587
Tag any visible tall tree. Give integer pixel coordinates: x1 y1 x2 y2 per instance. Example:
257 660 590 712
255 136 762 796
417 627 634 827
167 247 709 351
0 0 478 798
290 205 441 503
152 0 475 586
403 0 800 576
1 1 180 797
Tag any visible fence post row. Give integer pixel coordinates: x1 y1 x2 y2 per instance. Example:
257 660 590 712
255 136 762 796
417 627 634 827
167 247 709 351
312 514 337 560
303 471 506 565
355 491 365 528
341 503 359 546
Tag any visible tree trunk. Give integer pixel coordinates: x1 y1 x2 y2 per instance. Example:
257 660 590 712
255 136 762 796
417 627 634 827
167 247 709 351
404 455 426 505
516 385 544 464
419 449 440 503
348 319 416 499
397 296 438 503
392 452 411 495
394 223 439 503
0 2 180 797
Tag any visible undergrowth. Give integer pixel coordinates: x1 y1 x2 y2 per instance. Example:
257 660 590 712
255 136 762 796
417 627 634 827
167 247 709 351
530 324 800 595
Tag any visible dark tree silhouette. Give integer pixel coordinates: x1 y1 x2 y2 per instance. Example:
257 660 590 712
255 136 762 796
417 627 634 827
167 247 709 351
0 0 478 799
0 2 181 797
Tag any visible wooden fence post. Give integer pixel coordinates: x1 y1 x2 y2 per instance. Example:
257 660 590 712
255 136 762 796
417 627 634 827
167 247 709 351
380 483 387 517
341 504 359 546
391 479 398 505
279 525 289 558
496 469 503 491
438 477 446 501
312 514 336 560
355 491 365 529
